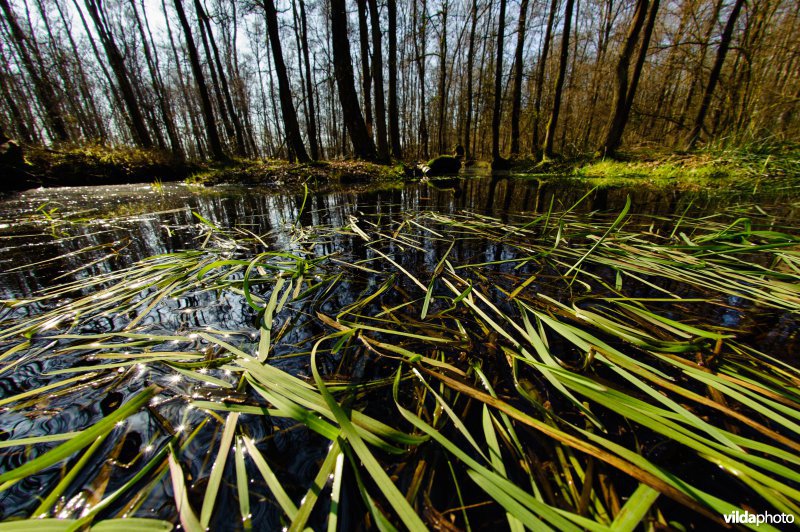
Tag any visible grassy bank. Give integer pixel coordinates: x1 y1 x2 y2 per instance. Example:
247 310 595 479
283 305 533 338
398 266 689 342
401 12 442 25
513 143 800 192
5 142 799 194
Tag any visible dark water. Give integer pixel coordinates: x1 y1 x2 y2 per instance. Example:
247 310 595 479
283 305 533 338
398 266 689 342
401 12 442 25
0 176 798 526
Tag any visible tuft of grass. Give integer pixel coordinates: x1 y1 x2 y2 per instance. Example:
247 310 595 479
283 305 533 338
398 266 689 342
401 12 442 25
1 198 800 530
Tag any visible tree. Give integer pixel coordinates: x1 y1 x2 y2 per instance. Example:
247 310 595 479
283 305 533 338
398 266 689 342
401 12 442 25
84 0 153 148
387 0 401 158
356 0 373 139
685 0 746 149
0 0 70 142
463 0 479 161
490 0 507 166
542 0 574 159
368 0 389 161
531 0 557 155
297 0 320 159
262 0 309 162
597 0 650 157
509 0 529 155
330 0 377 160
172 0 225 160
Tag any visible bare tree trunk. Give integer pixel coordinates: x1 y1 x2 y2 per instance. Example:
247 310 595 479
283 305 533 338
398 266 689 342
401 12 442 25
491 0 507 166
685 0 746 149
387 0 401 158
463 0 478 161
173 0 225 160
597 0 649 157
625 0 660 113
262 0 309 162
330 0 377 160
297 0 320 159
0 0 70 142
84 0 153 148
368 0 389 161
542 0 574 159
413 0 429 159
510 0 529 155
531 0 557 155
436 0 448 154
356 0 373 139
131 0 183 158
195 0 246 156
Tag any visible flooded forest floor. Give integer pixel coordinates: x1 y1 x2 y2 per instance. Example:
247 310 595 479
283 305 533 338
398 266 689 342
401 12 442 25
2 142 799 193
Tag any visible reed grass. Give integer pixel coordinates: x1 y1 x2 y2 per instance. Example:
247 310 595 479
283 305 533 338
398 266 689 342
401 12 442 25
1 197 799 530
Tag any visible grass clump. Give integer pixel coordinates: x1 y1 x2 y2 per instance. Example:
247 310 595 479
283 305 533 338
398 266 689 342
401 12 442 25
1 197 800 530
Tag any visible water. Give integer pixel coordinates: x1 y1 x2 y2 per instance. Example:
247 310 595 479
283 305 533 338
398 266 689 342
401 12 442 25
0 176 798 527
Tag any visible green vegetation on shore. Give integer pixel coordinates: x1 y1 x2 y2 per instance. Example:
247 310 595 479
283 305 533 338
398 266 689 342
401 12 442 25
3 142 798 193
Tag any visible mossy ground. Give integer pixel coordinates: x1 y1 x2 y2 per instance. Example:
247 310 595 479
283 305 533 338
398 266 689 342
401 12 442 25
18 144 192 189
188 158 407 191
511 143 800 192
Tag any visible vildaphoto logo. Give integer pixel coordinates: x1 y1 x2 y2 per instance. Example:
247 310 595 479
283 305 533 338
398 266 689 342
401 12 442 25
723 510 795 525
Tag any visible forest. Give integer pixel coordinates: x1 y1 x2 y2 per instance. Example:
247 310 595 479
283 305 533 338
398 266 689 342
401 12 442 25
1 0 798 171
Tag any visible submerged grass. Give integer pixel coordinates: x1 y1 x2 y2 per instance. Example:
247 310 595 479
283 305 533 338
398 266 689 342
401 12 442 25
1 196 799 530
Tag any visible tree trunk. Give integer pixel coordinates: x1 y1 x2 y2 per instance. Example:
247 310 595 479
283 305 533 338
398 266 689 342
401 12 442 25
625 0 660 113
330 0 377 160
509 0 529 155
297 0 320 159
172 0 225 160
387 0 401 158
491 0 507 166
368 0 389 161
262 0 309 162
597 0 650 157
531 0 557 155
413 0 429 159
84 0 153 149
0 0 70 142
436 1 448 154
463 0 478 161
195 0 246 156
131 0 183 158
685 0 746 149
542 0 574 159
356 0 374 139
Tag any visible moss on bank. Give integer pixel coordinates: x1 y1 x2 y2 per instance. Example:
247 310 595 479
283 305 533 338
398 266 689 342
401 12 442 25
187 158 407 190
511 144 800 192
14 145 194 189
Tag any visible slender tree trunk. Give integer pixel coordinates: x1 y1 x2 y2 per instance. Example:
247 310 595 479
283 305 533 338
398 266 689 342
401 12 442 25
542 0 574 159
685 0 746 149
463 0 478 161
387 0 401 158
195 0 246 156
413 0 429 159
330 0 377 160
678 0 723 132
0 0 70 142
297 0 320 159
436 1 448 154
625 0 660 113
356 0 373 138
509 0 529 155
531 0 557 155
262 0 309 162
131 0 183 158
368 0 389 161
84 0 153 148
173 0 225 160
491 0 507 165
597 0 649 157
54 0 107 142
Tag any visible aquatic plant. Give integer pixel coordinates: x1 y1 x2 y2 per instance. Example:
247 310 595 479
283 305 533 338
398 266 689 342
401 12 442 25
1 196 799 530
